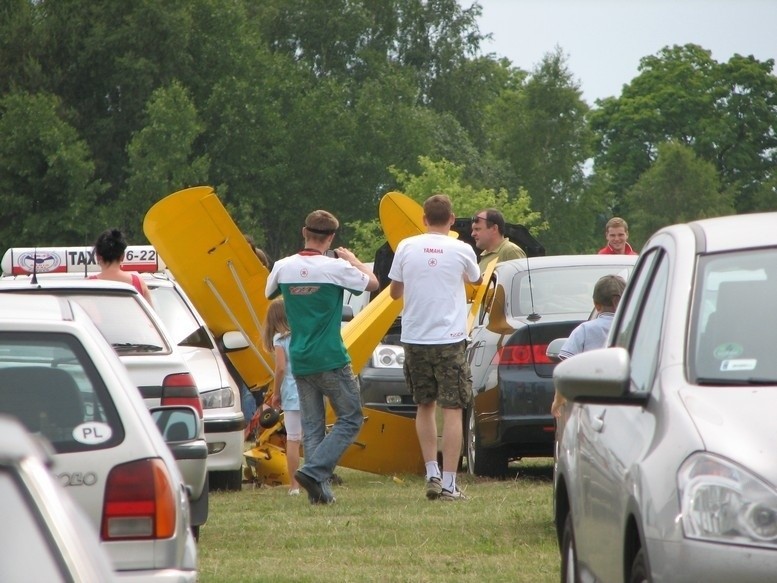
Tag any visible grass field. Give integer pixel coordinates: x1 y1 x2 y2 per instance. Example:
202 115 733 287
198 460 559 583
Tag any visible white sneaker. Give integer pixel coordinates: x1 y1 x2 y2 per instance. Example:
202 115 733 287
440 487 467 501
288 488 301 496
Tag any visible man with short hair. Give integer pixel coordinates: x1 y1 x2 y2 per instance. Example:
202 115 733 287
471 208 526 272
389 194 481 501
598 217 638 255
550 274 627 417
266 209 379 504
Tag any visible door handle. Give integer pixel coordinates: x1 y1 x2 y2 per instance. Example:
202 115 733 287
591 410 606 433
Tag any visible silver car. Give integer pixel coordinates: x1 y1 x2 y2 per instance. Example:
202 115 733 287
0 293 198 581
553 212 777 582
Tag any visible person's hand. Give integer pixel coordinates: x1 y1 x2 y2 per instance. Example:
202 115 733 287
550 392 566 418
270 395 281 409
334 247 357 264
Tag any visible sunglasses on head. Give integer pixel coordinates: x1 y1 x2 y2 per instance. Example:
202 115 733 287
472 215 492 225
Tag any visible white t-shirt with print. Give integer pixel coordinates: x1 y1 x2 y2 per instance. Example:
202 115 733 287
389 232 480 344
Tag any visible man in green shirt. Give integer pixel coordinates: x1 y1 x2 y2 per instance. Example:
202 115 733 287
266 209 378 504
471 209 526 272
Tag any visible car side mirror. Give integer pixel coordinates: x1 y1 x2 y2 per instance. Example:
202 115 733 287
150 406 200 442
546 338 568 362
221 330 249 352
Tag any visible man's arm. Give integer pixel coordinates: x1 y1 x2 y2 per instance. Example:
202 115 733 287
335 247 379 292
389 280 403 300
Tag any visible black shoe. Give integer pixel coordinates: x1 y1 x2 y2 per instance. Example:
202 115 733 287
295 470 335 505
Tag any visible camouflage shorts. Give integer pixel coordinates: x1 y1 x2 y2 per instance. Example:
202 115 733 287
402 341 472 409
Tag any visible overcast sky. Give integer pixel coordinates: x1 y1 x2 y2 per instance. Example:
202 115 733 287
472 0 777 104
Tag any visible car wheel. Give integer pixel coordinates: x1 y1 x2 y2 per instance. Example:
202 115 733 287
465 405 507 478
630 548 649 583
209 469 243 492
560 514 578 583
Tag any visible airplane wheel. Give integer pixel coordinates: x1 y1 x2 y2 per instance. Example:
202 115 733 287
260 407 281 428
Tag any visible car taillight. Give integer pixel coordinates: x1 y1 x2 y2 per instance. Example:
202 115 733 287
101 458 177 540
494 344 553 365
162 372 203 418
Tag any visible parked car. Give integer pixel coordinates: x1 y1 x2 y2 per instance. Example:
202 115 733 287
465 254 637 477
553 212 777 582
1 245 247 491
0 258 209 530
141 270 245 491
0 413 118 582
0 293 199 580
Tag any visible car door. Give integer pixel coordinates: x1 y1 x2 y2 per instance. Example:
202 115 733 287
574 249 668 580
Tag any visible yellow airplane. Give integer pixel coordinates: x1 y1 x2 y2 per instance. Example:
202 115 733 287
144 187 432 480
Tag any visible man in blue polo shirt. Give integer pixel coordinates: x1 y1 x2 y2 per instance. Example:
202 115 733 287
266 209 378 504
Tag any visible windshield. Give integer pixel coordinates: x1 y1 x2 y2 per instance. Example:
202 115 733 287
691 249 777 384
148 286 213 349
510 265 633 317
67 293 170 355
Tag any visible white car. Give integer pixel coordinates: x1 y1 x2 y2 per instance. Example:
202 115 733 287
0 253 209 529
0 293 198 580
1 245 246 492
142 271 245 491
0 414 117 582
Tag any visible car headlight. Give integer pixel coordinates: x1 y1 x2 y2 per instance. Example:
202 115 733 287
678 453 777 547
371 345 405 368
201 387 235 409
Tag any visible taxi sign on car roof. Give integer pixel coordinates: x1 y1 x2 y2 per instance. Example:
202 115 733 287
1 246 166 276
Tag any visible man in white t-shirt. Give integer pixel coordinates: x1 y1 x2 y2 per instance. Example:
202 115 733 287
388 194 481 501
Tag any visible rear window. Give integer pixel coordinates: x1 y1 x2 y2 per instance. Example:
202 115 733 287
692 249 777 383
66 293 171 356
510 265 633 317
0 332 124 453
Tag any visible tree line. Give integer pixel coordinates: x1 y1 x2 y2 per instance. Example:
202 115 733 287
1 0 774 261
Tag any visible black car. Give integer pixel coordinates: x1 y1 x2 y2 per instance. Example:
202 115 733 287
465 254 637 477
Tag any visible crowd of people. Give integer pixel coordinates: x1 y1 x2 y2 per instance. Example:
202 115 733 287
94 201 636 505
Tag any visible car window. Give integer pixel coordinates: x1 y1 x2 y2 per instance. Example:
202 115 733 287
67 294 170 355
148 286 213 349
0 332 124 453
509 265 633 317
692 249 777 383
627 257 668 394
611 250 661 351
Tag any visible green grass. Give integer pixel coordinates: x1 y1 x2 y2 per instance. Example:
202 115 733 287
198 460 559 582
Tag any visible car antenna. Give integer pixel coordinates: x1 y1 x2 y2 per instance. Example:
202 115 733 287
31 248 38 285
525 255 540 321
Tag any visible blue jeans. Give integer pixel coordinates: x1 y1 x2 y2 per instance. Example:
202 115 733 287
296 364 363 484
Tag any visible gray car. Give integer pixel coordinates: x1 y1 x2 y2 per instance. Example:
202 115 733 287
553 212 777 582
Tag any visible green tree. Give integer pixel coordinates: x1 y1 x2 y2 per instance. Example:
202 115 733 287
624 141 734 247
122 82 210 241
0 91 106 249
487 47 593 254
591 44 777 215
347 156 545 259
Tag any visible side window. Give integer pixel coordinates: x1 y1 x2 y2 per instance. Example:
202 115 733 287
628 258 668 393
612 250 661 350
477 271 498 327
